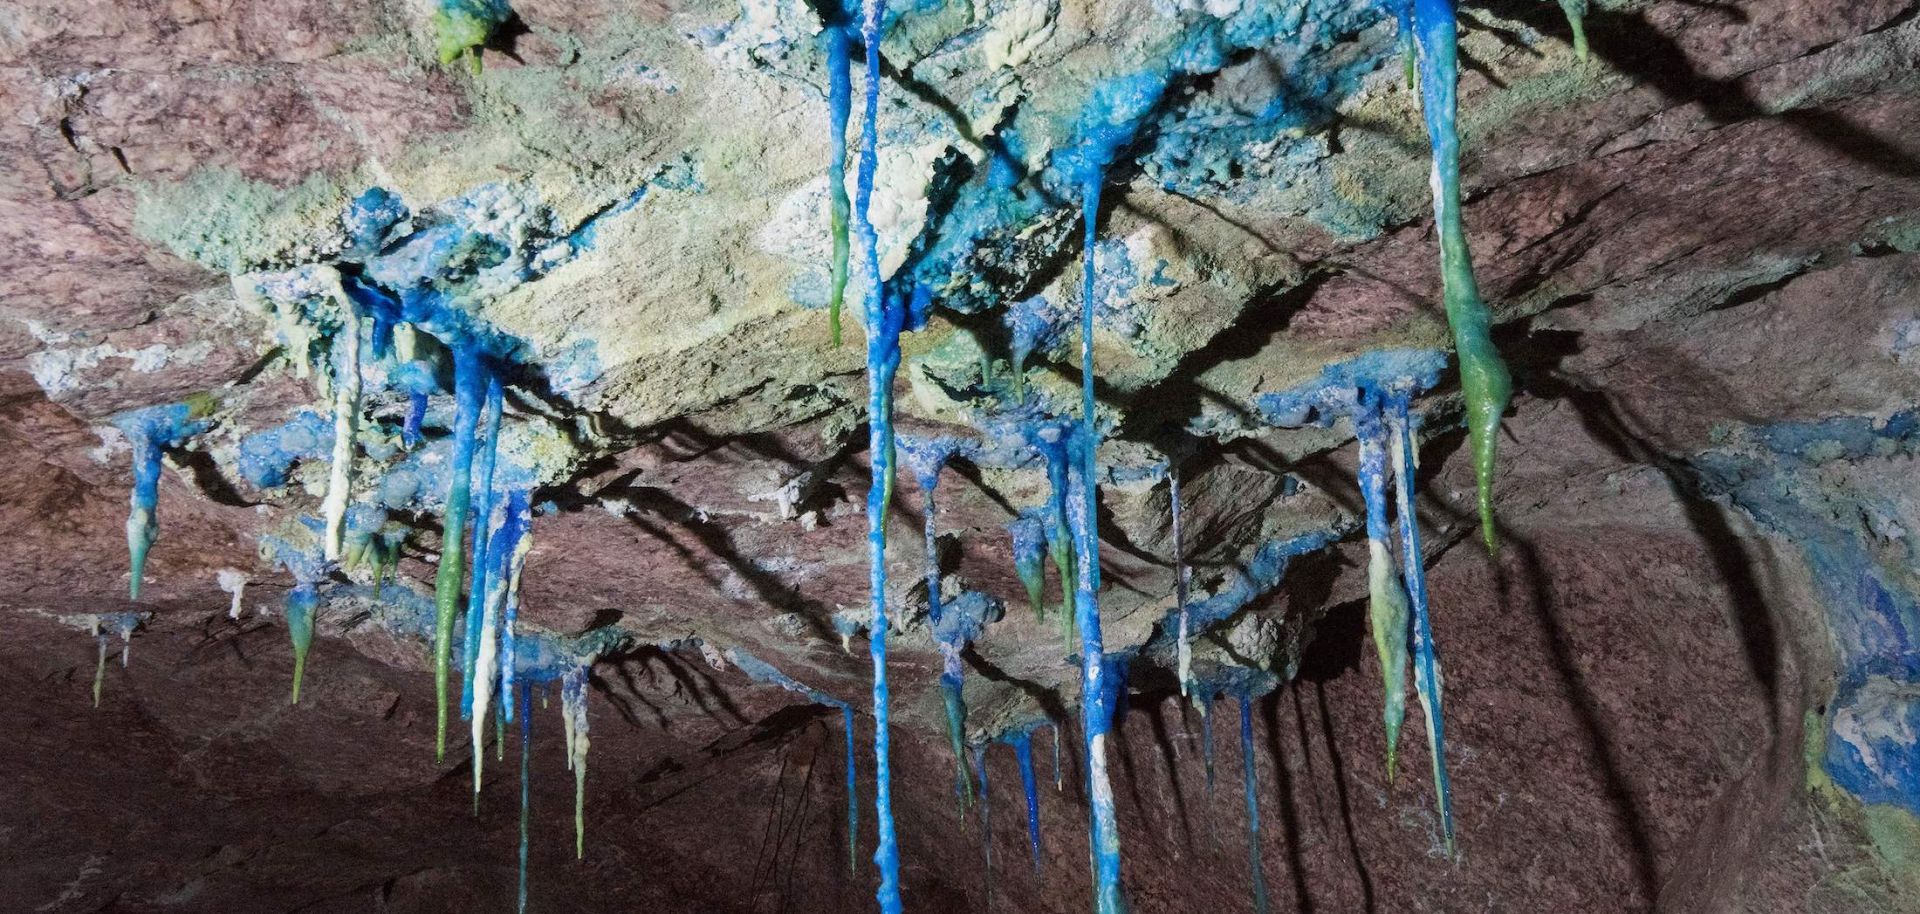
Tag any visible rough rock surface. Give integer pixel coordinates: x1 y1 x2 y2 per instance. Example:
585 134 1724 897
3 0 1920 912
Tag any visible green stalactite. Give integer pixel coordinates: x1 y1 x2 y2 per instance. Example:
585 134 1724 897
1414 0 1514 553
1366 542 1411 780
1556 0 1590 60
1047 525 1075 642
942 680 976 810
1019 565 1046 622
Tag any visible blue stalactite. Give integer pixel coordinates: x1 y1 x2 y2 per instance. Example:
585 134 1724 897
403 391 429 447
1065 438 1123 912
471 486 530 797
263 534 331 705
1238 693 1271 914
942 679 973 808
499 490 532 724
462 376 504 721
1386 387 1456 852
1411 0 1513 553
1010 731 1042 870
111 399 214 600
1019 423 1127 837
1068 420 1123 914
851 0 905 906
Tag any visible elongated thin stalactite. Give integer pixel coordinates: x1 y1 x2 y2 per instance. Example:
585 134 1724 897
562 664 591 860
1239 693 1271 914
1051 721 1063 791
1012 732 1042 870
1074 131 1125 914
92 627 109 708
824 6 853 346
461 378 504 721
499 491 532 724
471 490 530 799
1387 388 1456 852
851 0 906 907
320 296 361 561
433 343 486 760
1355 388 1412 780
1412 0 1513 553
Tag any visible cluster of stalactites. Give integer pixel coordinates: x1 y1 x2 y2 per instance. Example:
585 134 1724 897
469 489 534 800
1344 379 1458 851
1353 389 1413 782
1383 388 1456 851
903 435 981 810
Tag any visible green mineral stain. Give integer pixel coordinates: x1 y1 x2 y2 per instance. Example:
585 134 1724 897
133 168 352 273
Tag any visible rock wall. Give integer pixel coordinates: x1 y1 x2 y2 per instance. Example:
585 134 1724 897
4 0 1920 911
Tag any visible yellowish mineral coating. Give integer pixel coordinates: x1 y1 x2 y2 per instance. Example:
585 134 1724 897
471 573 505 799
1366 539 1411 781
982 0 1056 70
